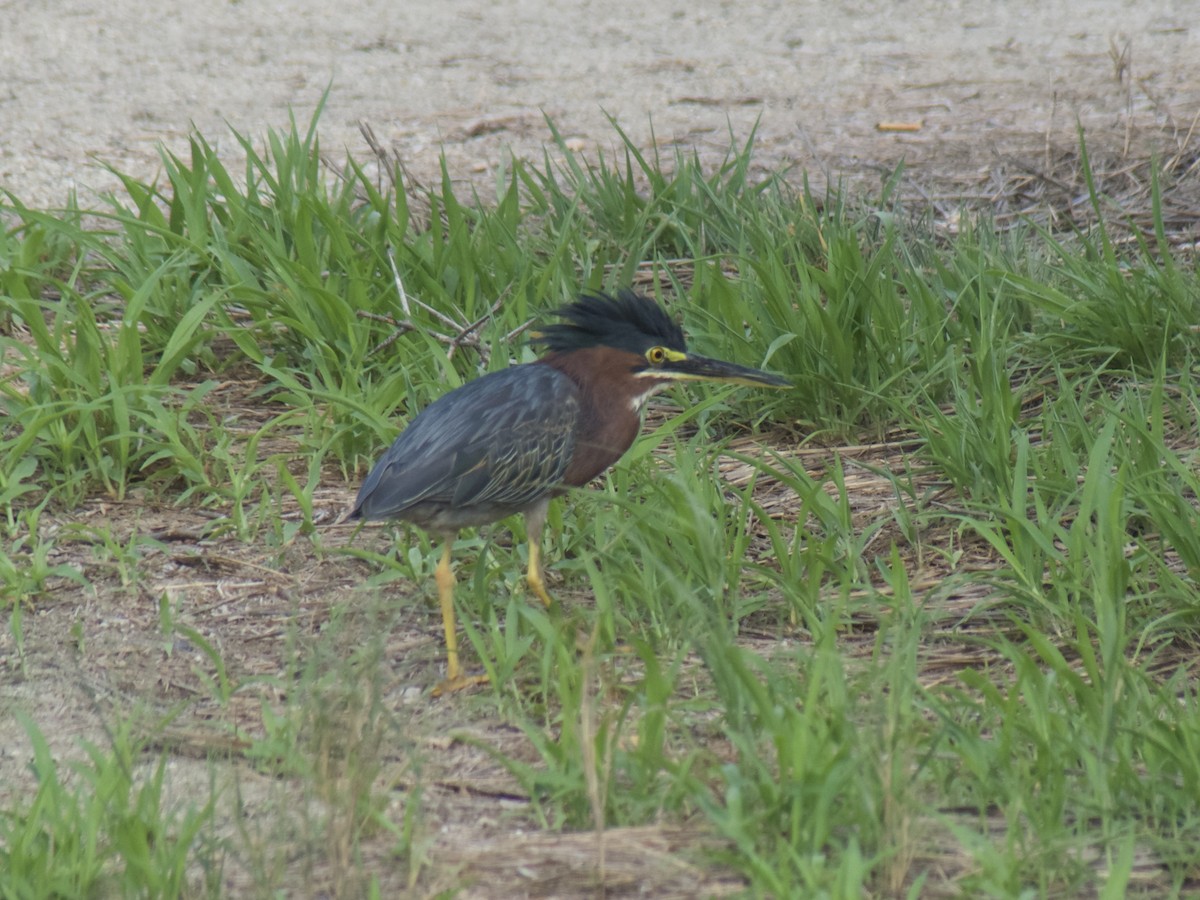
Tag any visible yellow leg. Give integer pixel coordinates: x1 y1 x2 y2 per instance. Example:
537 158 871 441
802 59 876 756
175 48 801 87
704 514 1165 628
526 540 554 607
431 537 488 696
434 540 461 680
524 499 554 607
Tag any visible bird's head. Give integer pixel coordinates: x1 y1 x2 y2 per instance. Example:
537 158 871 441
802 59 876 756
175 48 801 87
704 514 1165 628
533 290 790 409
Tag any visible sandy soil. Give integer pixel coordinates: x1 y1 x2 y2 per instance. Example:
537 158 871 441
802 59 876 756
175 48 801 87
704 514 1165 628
3 0 1198 209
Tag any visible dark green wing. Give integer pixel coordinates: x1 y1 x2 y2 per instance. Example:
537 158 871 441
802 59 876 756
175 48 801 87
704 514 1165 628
352 364 580 520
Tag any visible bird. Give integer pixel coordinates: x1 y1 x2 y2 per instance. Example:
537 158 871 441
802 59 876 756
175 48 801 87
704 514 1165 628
350 289 789 693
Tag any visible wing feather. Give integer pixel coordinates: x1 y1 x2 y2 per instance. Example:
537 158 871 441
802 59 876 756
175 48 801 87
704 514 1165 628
352 364 579 520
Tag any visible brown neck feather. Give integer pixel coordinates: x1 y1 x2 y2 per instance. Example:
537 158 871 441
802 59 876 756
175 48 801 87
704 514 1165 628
540 348 647 487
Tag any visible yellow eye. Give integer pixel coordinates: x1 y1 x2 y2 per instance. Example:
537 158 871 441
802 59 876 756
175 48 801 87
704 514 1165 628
647 346 666 365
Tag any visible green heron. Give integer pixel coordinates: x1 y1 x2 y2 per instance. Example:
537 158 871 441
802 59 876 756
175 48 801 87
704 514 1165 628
351 290 788 692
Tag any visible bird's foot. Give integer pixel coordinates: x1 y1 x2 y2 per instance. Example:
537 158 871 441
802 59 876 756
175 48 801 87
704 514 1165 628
431 672 490 697
526 573 555 608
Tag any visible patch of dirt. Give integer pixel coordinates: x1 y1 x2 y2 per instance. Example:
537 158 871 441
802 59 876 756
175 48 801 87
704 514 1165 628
3 0 1198 212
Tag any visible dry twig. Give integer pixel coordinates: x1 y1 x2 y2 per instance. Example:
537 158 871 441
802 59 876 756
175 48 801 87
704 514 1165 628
358 247 534 364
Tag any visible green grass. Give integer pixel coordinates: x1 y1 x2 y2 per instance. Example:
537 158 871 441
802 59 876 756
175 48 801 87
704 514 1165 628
0 716 217 898
2 106 1200 896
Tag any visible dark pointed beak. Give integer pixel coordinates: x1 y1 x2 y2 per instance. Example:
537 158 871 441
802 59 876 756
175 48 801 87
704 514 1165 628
662 354 790 389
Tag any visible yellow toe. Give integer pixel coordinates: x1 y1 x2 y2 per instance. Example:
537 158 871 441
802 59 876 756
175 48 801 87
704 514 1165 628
431 672 491 697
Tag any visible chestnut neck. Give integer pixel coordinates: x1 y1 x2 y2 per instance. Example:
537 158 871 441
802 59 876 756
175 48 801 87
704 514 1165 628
540 347 663 487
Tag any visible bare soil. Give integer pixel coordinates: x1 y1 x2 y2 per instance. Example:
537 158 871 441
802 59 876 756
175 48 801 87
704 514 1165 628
4 0 1199 209
2 0 1199 895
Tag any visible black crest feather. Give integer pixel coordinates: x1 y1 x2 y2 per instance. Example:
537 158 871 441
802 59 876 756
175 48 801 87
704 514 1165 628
535 290 686 355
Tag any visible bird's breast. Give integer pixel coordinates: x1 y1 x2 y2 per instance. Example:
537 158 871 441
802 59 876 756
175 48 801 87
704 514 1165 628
560 385 643 487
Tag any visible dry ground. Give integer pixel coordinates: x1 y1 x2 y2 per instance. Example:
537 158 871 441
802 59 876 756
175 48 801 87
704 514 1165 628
4 0 1199 209
3 0 1200 895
